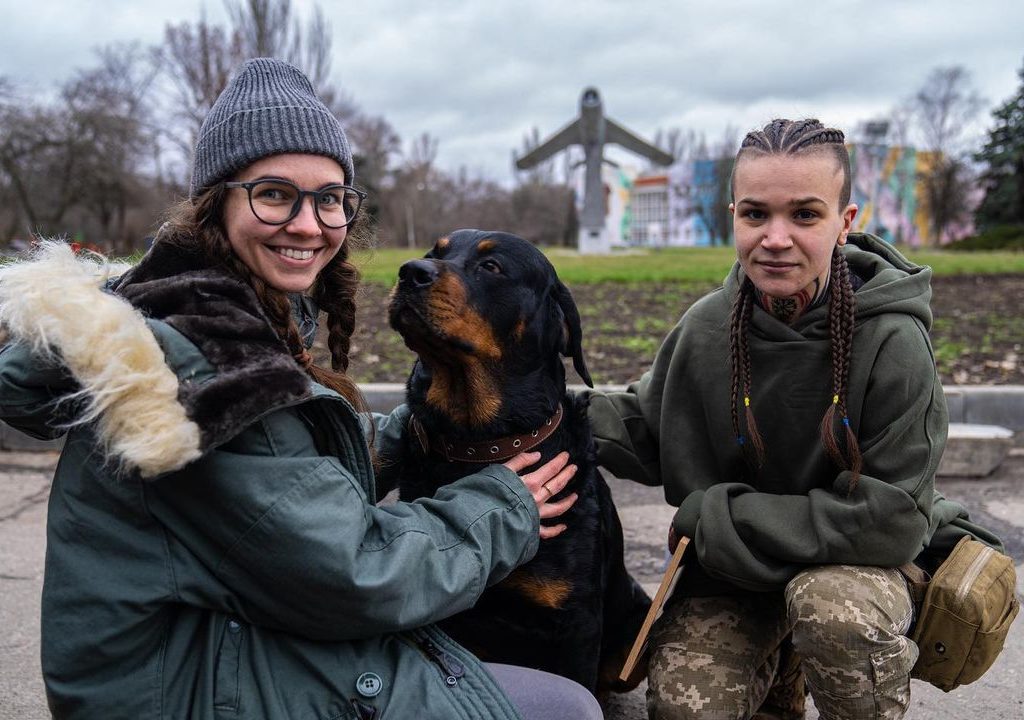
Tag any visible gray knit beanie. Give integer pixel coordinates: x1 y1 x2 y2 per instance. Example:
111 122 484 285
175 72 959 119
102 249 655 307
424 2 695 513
190 57 354 197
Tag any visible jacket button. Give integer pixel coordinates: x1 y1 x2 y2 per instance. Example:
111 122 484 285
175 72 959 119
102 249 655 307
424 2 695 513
356 672 383 698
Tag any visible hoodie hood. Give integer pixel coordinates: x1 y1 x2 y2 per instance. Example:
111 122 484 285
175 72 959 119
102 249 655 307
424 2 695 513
724 232 933 339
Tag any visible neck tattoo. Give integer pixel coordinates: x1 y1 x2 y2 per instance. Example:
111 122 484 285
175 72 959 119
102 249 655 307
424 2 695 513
757 278 824 324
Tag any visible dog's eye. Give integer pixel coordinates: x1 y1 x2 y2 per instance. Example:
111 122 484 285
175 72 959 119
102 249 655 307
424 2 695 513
479 259 502 274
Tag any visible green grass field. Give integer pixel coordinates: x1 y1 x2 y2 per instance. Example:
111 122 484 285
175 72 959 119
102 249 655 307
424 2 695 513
6 243 1022 284
351 245 1024 285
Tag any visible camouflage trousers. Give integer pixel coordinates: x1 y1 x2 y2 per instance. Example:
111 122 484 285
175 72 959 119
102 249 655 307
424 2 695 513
646 565 917 720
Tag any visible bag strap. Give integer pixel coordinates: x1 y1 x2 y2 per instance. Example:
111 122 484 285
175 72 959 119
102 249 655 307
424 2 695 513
899 562 930 604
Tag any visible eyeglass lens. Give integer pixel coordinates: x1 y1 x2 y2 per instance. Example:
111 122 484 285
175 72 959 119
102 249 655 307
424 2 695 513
248 180 360 228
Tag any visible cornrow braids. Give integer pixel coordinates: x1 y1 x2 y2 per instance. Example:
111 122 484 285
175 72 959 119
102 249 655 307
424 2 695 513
735 118 852 206
728 277 765 470
819 248 862 490
740 117 843 153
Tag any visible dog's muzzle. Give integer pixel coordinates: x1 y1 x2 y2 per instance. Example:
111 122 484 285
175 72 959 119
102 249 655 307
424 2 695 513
397 259 439 290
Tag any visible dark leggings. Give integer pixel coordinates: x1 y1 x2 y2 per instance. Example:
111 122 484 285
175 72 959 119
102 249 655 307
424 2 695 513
485 663 604 719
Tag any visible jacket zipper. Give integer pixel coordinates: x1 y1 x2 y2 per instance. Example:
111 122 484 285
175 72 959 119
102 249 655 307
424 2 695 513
955 544 994 606
412 636 465 688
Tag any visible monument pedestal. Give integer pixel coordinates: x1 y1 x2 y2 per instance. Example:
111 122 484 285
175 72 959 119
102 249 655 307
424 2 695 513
578 227 611 254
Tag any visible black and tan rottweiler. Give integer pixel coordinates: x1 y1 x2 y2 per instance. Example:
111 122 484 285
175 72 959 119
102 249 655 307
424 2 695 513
387 229 651 695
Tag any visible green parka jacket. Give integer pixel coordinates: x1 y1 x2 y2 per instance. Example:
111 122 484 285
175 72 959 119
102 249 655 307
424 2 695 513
586 234 1001 595
0 241 537 720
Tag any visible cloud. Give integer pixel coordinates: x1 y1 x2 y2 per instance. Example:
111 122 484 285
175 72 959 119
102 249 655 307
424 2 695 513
1 0 1021 180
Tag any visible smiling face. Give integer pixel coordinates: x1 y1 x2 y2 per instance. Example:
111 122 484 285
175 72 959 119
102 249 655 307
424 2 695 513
222 153 348 293
731 151 858 299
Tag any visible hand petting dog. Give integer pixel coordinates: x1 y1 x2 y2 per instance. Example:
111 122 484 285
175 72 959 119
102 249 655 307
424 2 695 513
504 451 579 539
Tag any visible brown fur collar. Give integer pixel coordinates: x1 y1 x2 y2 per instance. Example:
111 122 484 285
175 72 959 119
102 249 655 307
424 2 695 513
111 239 313 456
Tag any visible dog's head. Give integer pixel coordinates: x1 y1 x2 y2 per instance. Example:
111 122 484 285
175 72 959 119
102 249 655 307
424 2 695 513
388 230 592 427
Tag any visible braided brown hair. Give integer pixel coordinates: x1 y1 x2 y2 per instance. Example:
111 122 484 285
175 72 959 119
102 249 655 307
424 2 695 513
732 118 852 207
728 119 862 489
162 184 368 413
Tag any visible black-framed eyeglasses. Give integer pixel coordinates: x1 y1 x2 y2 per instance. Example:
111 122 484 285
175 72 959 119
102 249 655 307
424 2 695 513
223 178 367 229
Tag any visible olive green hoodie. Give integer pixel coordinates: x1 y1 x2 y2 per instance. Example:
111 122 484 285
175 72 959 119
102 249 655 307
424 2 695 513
588 233 1000 594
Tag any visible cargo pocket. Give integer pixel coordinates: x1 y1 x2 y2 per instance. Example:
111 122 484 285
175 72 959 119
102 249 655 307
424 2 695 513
214 618 244 712
870 636 917 717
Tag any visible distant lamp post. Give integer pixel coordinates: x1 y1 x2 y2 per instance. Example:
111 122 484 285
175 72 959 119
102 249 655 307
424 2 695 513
405 204 416 248
405 182 426 248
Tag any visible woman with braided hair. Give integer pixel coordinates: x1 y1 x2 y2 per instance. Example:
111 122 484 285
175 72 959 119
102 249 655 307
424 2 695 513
587 118 1001 719
0 58 603 719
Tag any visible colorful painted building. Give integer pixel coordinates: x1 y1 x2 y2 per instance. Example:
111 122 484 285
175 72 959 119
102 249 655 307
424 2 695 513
615 143 977 248
849 145 978 246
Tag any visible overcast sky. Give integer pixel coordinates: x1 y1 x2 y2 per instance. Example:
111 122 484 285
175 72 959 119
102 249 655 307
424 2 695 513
2 0 1022 183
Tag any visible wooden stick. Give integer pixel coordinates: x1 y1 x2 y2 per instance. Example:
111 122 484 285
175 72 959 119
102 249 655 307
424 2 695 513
619 536 689 683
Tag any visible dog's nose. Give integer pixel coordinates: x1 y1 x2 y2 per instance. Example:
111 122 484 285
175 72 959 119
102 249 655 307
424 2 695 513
398 259 439 288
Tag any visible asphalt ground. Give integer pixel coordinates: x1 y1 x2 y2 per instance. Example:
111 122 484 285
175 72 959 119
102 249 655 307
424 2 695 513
2 447 1022 720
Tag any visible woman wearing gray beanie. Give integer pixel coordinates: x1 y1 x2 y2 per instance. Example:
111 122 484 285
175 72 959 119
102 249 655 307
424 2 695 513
0 58 601 719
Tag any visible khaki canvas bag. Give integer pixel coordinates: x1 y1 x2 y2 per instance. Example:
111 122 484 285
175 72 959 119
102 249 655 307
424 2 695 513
904 536 1020 692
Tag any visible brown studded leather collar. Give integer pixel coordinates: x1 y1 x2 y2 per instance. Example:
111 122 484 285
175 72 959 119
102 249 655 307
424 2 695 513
410 403 564 463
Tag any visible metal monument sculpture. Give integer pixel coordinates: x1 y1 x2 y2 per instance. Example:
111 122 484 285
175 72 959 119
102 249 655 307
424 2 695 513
515 87 674 253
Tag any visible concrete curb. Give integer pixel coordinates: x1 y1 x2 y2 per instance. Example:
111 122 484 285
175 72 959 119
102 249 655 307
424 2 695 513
3 384 1022 452
939 423 1016 477
944 385 1024 432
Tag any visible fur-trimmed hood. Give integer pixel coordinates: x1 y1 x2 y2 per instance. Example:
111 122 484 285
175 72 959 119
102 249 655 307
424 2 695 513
0 240 312 477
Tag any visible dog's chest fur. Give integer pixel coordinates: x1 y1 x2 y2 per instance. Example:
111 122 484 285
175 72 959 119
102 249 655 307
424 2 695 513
397 390 616 688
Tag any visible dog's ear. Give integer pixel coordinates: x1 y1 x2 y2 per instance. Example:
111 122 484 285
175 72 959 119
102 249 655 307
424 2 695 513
553 281 593 388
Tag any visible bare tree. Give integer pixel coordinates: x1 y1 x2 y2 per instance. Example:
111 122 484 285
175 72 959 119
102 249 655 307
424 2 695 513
226 0 294 61
155 0 340 187
505 126 580 246
157 13 244 168
225 0 332 89
441 168 516 236
0 45 171 251
377 133 442 247
62 44 160 252
907 66 984 243
652 127 707 166
346 113 402 219
0 0 406 251
912 66 984 155
0 98 77 236
884 102 914 149
510 181 577 246
921 156 974 244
